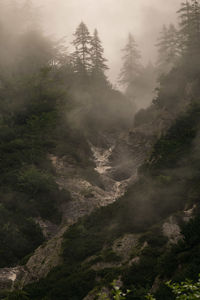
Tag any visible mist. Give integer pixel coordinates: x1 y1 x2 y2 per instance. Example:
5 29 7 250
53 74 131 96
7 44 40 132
33 0 181 84
0 0 182 110
1 1 200 299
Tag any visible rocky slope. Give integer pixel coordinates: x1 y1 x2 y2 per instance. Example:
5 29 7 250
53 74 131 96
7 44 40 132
0 131 148 290
0 97 192 293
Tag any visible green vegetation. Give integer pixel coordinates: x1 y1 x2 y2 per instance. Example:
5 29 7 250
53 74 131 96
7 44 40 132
24 101 200 299
100 276 200 300
98 280 131 300
2 1 200 300
3 290 30 300
0 0 132 279
165 277 200 300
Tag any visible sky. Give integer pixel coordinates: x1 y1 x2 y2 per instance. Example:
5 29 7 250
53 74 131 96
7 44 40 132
35 0 181 84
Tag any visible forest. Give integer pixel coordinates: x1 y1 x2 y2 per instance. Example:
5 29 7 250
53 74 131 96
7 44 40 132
1 0 200 299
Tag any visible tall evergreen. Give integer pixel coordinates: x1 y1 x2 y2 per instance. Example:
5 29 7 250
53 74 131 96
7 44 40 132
119 33 141 87
177 0 192 43
190 0 200 50
177 0 200 55
156 24 179 75
90 29 108 79
72 22 91 75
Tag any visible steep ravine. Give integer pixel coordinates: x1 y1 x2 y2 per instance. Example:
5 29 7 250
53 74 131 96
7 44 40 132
0 134 146 291
0 101 181 291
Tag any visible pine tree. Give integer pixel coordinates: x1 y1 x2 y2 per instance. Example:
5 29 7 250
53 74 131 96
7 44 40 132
177 0 200 55
190 0 200 50
177 0 192 44
119 33 142 87
72 22 91 75
90 29 108 79
156 25 169 72
156 24 179 75
168 24 180 59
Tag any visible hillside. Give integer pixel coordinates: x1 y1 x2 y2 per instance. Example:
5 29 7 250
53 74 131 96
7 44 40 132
19 99 200 300
1 1 200 300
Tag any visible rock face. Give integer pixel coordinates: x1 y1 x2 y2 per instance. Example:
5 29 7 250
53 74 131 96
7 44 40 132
162 206 196 245
52 145 135 226
112 234 138 261
0 267 24 290
34 217 59 239
19 226 67 286
163 217 183 244
109 129 155 182
183 204 196 222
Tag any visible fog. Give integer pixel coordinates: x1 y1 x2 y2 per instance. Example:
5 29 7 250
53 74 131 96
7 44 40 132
35 0 181 84
1 2 200 297
0 0 185 118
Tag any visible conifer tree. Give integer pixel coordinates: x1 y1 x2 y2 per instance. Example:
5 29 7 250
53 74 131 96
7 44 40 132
90 29 108 79
119 33 142 87
72 22 91 75
177 0 200 55
156 25 169 71
177 0 192 44
190 0 200 50
156 24 179 75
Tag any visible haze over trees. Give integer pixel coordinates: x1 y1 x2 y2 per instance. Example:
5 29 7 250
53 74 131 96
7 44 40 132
119 33 156 109
71 22 108 85
156 24 179 76
2 0 200 300
90 29 109 81
72 22 92 76
0 4 132 273
119 33 142 88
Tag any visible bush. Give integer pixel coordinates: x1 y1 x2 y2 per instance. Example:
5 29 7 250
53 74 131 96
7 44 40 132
17 166 57 195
